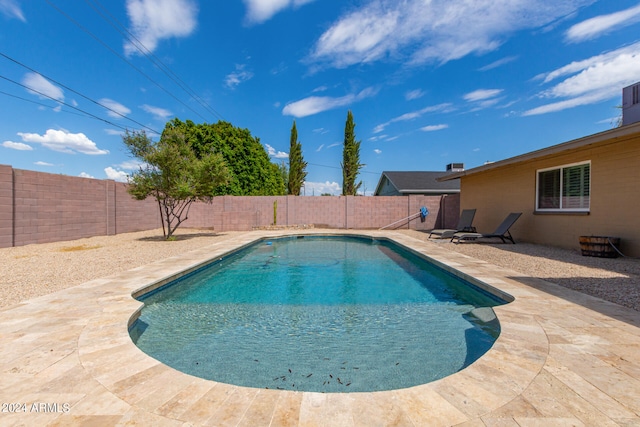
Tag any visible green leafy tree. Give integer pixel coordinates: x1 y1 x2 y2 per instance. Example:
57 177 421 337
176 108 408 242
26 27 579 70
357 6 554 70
123 129 229 240
164 119 285 195
341 110 364 195
287 120 307 195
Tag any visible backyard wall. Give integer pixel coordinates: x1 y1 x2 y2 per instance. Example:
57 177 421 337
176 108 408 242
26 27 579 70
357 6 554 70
0 165 460 248
458 126 640 256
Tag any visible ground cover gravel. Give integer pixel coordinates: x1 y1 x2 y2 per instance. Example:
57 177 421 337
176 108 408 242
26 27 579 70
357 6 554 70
401 230 640 311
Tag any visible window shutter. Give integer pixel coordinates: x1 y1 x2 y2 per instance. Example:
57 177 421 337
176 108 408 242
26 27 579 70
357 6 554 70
538 169 560 209
562 164 590 209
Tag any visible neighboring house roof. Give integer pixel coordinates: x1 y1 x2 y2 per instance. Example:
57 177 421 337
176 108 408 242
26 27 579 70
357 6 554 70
440 121 640 181
374 171 460 195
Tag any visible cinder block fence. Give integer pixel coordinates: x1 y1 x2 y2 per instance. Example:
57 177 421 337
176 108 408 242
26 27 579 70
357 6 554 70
0 165 460 247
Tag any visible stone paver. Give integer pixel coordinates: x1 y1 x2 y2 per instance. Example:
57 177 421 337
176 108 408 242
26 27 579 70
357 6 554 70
1 230 639 426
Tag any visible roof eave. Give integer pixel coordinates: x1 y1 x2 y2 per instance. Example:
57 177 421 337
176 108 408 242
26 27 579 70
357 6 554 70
398 189 460 194
439 121 640 181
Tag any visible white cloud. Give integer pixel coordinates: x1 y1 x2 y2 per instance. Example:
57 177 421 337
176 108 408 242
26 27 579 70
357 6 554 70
420 124 448 132
368 134 388 141
478 56 518 71
0 0 25 21
265 143 289 159
405 89 425 101
117 160 145 170
464 89 503 102
34 161 54 166
373 103 452 133
2 141 33 150
125 0 198 55
282 87 378 118
566 4 640 43
22 72 64 102
524 44 640 116
17 129 109 155
224 64 254 89
104 167 129 182
316 144 324 152
100 98 131 118
141 104 173 120
79 172 95 179
537 42 640 83
303 181 341 196
308 0 595 68
373 148 382 154
243 0 316 24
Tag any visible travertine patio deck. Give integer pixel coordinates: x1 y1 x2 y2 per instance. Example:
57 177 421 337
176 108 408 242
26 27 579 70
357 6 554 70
1 230 639 426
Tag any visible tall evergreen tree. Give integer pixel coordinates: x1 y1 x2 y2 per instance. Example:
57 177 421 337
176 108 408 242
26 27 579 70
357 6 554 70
341 110 364 195
287 120 307 195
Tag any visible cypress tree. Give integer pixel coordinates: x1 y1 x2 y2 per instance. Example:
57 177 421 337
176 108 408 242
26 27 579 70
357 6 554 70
287 120 307 195
341 110 364 195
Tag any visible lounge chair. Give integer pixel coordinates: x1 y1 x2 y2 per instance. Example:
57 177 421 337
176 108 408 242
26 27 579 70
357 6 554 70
450 212 522 244
428 209 476 239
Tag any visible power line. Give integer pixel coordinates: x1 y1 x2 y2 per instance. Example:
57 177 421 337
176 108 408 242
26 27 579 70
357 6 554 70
0 52 161 135
0 74 138 132
0 89 87 119
307 162 381 175
85 0 225 122
45 0 210 123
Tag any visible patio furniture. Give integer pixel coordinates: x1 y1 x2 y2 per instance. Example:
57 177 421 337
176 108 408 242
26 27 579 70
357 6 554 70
450 212 522 244
428 209 477 239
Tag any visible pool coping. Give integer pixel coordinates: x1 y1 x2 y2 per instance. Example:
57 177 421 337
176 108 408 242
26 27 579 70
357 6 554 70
1 229 639 425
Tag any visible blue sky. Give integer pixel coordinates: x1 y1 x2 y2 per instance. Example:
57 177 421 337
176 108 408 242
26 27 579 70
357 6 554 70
1 0 639 195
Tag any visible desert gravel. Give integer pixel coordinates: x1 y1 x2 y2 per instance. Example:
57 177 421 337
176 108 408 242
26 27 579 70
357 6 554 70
401 230 640 311
0 229 242 310
1 228 639 311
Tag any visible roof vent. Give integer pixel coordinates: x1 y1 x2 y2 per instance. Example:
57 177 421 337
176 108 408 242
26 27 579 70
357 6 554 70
446 163 464 172
622 82 640 126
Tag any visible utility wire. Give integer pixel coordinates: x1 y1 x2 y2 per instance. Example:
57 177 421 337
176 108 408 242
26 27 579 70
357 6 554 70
0 89 87 119
45 0 209 123
85 0 225 122
307 162 381 175
0 52 161 135
0 74 138 132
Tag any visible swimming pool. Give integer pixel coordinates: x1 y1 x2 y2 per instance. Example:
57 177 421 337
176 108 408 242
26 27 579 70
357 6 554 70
130 235 508 392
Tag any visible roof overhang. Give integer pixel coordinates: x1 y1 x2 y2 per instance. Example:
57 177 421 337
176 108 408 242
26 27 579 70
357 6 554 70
439 121 640 181
398 189 460 195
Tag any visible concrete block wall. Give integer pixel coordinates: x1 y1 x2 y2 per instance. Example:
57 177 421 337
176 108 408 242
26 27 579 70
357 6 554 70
0 165 460 247
12 169 111 246
288 196 346 228
350 196 408 229
114 183 161 233
0 165 13 247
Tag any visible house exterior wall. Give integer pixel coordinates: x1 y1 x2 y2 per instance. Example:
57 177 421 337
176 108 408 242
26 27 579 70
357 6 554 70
374 176 401 196
0 166 461 247
459 130 640 256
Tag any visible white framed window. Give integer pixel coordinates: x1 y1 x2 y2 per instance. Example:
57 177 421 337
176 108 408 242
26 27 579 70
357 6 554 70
536 161 590 212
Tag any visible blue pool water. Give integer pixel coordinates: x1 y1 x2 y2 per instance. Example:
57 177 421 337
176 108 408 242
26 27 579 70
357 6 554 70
130 236 507 392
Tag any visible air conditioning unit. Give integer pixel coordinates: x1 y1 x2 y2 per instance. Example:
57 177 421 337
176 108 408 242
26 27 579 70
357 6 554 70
446 163 464 172
622 82 640 126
